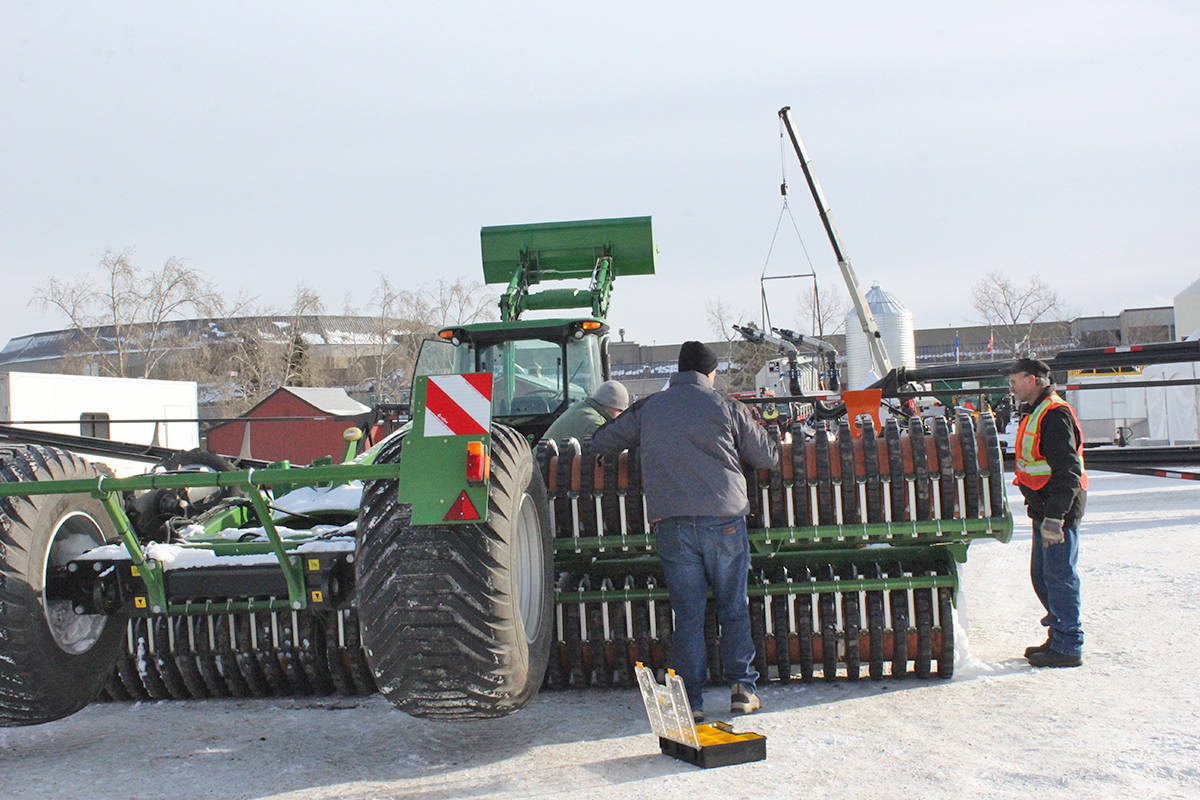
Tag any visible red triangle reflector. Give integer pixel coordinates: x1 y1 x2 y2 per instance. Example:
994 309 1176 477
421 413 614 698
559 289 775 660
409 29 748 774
444 490 480 521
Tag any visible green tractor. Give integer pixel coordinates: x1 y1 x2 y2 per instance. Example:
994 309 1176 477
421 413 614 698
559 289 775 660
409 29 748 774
0 215 1011 728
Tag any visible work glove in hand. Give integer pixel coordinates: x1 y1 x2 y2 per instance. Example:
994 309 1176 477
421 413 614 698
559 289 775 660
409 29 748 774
1040 518 1065 546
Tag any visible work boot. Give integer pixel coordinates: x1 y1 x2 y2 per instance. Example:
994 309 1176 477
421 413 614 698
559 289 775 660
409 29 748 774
691 709 704 724
1027 648 1082 668
1024 639 1052 659
730 685 761 715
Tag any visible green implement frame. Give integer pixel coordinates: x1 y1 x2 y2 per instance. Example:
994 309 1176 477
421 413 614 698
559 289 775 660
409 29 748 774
0 461 401 613
481 216 656 321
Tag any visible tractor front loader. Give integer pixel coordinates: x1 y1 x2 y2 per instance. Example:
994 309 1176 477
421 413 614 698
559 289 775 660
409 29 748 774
1 214 1012 729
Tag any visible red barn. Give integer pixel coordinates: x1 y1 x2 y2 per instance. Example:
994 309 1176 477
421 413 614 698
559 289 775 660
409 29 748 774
206 387 371 465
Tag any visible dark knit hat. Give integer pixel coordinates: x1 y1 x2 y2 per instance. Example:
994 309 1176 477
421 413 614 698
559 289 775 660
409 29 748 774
678 340 718 374
1001 357 1051 378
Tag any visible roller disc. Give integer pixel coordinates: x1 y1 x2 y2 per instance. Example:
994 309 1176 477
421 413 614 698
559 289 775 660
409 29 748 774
608 582 633 688
341 612 376 695
565 587 587 688
233 614 272 697
322 611 356 696
193 615 233 697
213 615 251 697
275 611 313 696
133 618 171 700
295 612 336 696
168 616 209 699
251 612 290 695
115 622 151 700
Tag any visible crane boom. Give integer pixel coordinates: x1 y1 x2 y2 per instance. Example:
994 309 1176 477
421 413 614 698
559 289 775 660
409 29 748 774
778 106 893 379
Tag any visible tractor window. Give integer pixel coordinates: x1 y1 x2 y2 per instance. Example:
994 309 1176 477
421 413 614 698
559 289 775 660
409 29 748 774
412 338 460 378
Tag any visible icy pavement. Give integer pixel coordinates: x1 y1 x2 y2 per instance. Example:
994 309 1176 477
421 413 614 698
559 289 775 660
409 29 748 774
2 471 1198 800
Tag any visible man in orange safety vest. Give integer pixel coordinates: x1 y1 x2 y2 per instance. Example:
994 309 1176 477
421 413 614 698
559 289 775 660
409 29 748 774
1004 357 1087 668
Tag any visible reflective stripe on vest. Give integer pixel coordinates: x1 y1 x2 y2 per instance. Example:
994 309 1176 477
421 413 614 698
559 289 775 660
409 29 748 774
1013 392 1088 490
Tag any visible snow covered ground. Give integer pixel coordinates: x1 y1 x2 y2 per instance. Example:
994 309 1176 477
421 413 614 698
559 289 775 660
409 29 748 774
2 472 1198 799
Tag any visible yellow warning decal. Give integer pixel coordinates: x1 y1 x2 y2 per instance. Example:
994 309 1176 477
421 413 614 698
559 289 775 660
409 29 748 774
134 597 147 609
311 590 324 603
307 558 321 572
131 565 140 577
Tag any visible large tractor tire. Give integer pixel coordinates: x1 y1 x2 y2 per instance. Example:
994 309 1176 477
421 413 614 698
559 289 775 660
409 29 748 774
356 424 554 719
0 445 127 726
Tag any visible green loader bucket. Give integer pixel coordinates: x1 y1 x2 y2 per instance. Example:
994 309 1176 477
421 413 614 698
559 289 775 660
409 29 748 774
481 216 656 285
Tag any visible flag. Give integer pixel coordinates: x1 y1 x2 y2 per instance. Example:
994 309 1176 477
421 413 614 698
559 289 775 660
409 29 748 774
954 332 960 364
987 330 994 354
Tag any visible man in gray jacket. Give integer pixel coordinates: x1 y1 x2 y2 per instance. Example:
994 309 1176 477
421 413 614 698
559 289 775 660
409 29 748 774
591 341 778 721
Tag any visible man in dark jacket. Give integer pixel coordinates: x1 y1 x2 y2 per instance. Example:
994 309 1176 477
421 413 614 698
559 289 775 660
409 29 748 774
1004 357 1087 668
591 341 778 719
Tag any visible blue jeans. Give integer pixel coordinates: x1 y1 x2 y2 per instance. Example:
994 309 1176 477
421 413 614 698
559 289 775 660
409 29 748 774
654 516 758 711
1030 519 1084 656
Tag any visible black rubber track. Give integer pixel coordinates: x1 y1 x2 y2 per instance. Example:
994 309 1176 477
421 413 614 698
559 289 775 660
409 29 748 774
356 424 554 718
979 412 1006 517
937 585 955 678
771 568 793 684
884 419 908 522
861 420 885 526
889 563 910 678
931 416 957 520
790 422 811 527
818 564 838 681
842 565 861 681
814 426 836 526
766 427 787 528
909 419 933 521
914 577 934 678
556 438 580 540
866 562 886 681
837 420 860 525
578 441 599 540
795 569 815 682
957 412 981 518
0 445 129 726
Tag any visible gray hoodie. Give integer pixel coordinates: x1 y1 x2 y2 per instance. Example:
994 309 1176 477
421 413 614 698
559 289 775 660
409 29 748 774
590 371 778 520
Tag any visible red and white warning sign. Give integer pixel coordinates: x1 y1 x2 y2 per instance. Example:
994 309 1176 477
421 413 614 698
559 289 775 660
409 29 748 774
423 374 493 437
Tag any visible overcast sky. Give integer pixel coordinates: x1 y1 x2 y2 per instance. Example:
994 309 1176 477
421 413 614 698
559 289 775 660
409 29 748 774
3 1 1197 349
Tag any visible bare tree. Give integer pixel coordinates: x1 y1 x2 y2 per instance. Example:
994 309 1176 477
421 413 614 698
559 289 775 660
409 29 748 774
796 284 850 338
971 271 1067 356
34 249 219 378
705 298 772 393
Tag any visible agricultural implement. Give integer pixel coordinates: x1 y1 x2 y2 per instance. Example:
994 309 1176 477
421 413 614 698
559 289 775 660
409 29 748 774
0 213 1018 729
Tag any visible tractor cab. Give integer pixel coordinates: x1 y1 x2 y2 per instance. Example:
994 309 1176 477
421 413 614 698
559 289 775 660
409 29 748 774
412 318 609 440
411 215 654 441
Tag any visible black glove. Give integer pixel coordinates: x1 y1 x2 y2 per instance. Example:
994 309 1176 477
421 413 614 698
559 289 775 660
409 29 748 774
1040 518 1064 546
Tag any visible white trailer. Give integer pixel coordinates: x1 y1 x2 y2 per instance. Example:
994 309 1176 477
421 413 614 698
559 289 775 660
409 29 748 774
0 372 198 475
